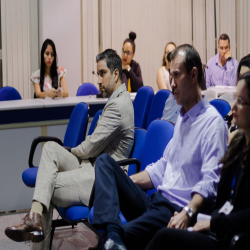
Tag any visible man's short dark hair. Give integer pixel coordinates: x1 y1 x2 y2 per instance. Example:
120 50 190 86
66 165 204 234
169 44 204 88
96 49 122 81
218 33 230 44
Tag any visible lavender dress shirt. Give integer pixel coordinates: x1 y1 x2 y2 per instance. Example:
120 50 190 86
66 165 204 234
206 53 238 87
146 97 228 208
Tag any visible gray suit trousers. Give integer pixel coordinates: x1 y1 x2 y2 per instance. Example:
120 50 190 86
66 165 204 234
30 141 85 250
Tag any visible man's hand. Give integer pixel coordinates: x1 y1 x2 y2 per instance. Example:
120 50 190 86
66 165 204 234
193 219 210 232
167 210 191 229
224 50 232 61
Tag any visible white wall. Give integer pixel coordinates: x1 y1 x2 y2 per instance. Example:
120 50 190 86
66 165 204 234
39 0 82 97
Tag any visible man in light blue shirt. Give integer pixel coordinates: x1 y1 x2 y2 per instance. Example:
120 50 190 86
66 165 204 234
92 44 228 250
206 33 238 87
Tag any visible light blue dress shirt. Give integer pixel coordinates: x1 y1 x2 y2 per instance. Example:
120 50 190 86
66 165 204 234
206 53 238 87
146 97 228 208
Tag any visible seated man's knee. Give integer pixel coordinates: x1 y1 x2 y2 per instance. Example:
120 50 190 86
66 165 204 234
95 153 117 172
43 141 60 151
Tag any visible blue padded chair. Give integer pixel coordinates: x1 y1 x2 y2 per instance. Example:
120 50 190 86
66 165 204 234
0 86 22 101
76 83 99 96
22 102 89 187
89 120 175 225
87 110 103 136
133 86 154 129
146 89 171 129
50 127 146 247
210 99 231 118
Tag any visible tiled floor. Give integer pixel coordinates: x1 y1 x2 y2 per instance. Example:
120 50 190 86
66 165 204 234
0 210 98 250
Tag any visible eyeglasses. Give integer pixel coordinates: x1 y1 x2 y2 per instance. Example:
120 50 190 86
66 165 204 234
122 48 133 56
233 93 250 107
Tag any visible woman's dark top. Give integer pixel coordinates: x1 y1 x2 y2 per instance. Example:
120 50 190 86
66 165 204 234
210 158 250 240
122 60 143 92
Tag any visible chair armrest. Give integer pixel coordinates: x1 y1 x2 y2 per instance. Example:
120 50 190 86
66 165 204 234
28 136 63 168
63 146 72 152
230 232 250 250
117 158 141 174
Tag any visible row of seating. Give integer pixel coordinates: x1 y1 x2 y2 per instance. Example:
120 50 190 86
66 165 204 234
0 83 100 101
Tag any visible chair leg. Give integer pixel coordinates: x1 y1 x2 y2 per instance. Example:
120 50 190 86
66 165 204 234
50 222 56 250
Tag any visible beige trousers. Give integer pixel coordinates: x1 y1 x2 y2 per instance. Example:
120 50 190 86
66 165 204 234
30 141 85 250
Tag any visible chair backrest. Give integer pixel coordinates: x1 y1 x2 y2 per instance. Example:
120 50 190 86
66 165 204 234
63 102 89 147
76 83 99 96
128 128 147 176
146 89 171 129
203 89 218 102
219 93 235 107
210 99 231 118
88 110 103 136
140 120 175 196
133 86 154 129
0 86 22 101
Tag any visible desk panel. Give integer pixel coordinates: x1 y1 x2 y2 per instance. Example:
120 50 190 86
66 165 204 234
0 108 44 124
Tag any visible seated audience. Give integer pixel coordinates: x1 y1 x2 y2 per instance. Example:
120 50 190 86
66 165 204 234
206 33 238 87
5 49 134 250
91 44 228 250
145 71 250 250
30 39 69 99
122 31 143 92
156 42 176 90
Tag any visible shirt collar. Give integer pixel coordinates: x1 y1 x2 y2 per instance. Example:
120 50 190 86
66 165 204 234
180 96 208 123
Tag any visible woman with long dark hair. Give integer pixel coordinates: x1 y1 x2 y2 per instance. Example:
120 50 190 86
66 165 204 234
146 72 250 250
30 39 68 99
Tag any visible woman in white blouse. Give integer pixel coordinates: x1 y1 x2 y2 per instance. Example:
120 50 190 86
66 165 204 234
30 39 69 99
156 42 176 90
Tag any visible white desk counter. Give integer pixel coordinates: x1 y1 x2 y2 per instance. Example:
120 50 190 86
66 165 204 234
0 99 44 111
202 86 236 96
36 95 109 108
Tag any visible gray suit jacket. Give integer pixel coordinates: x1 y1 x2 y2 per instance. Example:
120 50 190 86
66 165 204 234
71 83 134 205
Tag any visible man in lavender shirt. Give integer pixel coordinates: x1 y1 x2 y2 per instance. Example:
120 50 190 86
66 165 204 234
92 44 228 250
206 33 238 87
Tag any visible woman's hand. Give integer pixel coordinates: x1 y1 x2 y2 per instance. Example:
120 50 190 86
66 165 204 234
55 88 64 98
192 220 211 232
122 64 129 71
47 88 57 99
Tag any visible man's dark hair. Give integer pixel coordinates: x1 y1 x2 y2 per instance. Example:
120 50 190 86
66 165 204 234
169 44 204 88
218 33 230 44
96 49 122 81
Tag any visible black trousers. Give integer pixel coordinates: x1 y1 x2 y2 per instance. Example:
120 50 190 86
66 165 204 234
145 228 227 250
92 154 182 250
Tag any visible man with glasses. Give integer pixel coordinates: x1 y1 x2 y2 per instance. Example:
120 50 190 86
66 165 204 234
5 49 135 250
91 44 228 250
206 33 238 87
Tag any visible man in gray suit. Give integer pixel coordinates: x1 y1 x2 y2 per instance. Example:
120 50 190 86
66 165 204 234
5 49 134 249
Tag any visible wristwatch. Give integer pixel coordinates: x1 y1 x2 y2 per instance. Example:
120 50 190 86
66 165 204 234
183 206 194 218
127 66 131 72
